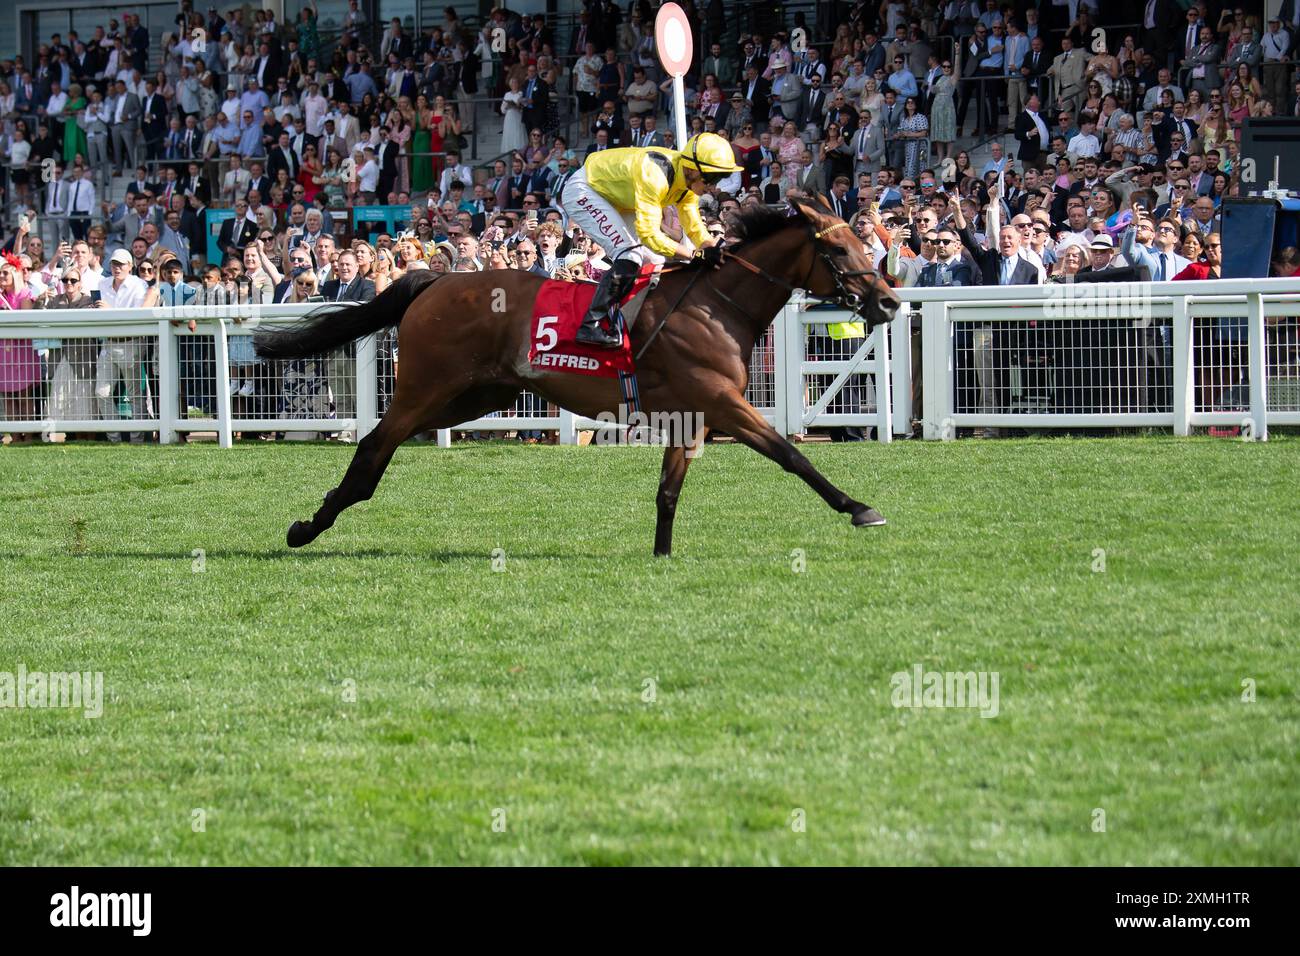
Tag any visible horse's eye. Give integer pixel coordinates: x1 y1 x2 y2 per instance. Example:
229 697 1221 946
829 246 850 257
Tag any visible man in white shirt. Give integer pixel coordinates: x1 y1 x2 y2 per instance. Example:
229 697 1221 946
95 248 157 441
43 81 69 127
357 145 380 203
1262 17 1292 111
1056 198 1095 247
438 150 474 201
302 80 328 140
1066 114 1101 160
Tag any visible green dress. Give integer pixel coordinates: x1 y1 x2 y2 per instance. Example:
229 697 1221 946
62 96 87 165
411 111 433 193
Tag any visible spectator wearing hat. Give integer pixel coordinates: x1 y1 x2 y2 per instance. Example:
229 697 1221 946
1082 233 1121 272
94 248 156 441
771 60 803 124
1262 17 1293 110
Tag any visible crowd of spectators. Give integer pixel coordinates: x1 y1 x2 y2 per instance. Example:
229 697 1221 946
1 1 1299 442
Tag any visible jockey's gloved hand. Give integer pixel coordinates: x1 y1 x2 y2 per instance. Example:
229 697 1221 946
696 244 724 268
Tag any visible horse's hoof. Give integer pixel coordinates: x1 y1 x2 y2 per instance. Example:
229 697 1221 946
287 520 316 548
851 507 887 527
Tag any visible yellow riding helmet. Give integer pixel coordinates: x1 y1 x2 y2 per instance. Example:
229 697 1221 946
682 132 743 177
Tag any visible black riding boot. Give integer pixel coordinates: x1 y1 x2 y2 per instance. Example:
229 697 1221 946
576 259 640 348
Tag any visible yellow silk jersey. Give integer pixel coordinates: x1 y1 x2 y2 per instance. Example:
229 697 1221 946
580 146 712 259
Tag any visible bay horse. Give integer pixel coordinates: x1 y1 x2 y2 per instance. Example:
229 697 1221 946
254 196 900 556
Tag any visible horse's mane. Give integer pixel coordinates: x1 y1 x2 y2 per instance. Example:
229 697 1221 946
668 201 808 273
726 201 808 247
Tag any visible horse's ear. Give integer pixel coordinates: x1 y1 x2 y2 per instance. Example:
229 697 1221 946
815 193 833 212
786 195 814 219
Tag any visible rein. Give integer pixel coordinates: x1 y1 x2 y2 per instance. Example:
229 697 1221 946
632 217 878 359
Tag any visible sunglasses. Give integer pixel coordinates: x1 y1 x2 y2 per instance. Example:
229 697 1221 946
63 276 80 283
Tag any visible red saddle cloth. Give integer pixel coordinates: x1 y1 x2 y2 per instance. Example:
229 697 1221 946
527 266 654 379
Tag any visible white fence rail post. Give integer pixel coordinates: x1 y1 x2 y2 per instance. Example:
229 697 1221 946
558 407 577 444
355 332 379 440
1172 295 1193 437
156 320 179 444
213 318 233 449
771 301 790 437
920 301 950 439
1247 291 1268 442
782 296 804 438
876 320 892 443
890 313 910 436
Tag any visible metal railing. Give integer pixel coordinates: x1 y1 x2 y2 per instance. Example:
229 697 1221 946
4 279 1299 446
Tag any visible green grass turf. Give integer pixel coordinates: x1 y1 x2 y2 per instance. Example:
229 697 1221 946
0 436 1296 865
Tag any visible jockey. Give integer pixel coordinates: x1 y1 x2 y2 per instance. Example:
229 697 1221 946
558 131 743 347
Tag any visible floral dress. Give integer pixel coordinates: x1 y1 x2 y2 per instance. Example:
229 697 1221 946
901 112 929 181
929 74 956 143
777 134 803 188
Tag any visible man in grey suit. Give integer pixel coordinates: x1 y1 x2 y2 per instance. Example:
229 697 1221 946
851 108 886 179
108 79 141 174
1046 36 1089 113
41 167 72 249
879 89 905 171
792 147 824 196
1179 26 1222 96
1226 25 1263 80
639 114 666 147
771 61 803 124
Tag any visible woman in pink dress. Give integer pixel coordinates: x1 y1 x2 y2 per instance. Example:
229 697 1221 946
0 256 38 436
775 121 804 189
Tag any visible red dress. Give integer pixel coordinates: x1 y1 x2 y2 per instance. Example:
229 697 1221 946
428 114 445 183
297 161 321 203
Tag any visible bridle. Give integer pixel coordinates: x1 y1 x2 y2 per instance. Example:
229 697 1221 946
637 211 883 360
718 217 880 315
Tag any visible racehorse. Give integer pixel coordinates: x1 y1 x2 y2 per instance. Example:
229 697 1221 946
254 196 901 556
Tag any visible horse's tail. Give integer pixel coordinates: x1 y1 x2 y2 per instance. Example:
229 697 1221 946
253 270 444 360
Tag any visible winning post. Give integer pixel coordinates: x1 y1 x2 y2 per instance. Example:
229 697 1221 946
655 3 693 148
